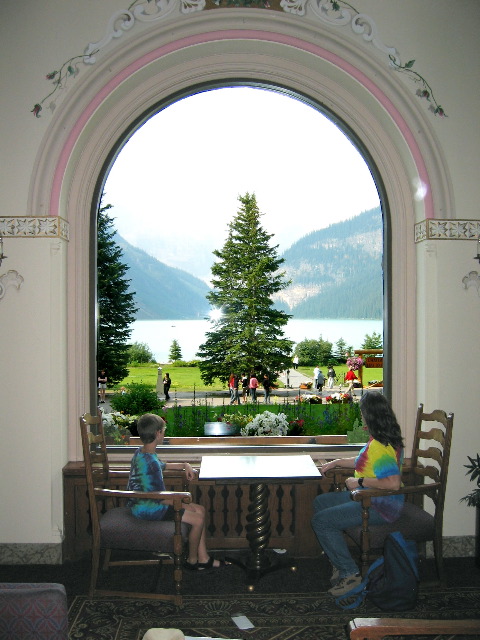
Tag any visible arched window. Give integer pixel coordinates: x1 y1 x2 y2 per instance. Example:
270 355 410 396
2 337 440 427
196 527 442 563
29 13 451 458
98 83 387 415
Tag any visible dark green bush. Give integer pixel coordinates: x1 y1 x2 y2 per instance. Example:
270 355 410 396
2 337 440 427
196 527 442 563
110 382 164 415
173 359 202 368
128 341 155 364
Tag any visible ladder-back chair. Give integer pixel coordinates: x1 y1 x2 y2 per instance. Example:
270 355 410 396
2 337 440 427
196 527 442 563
346 404 453 582
79 411 192 604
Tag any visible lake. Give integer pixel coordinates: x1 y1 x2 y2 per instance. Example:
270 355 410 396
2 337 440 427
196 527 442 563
129 318 383 362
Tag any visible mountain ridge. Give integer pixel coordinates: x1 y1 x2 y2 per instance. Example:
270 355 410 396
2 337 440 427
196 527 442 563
274 207 383 319
115 233 211 320
116 206 383 320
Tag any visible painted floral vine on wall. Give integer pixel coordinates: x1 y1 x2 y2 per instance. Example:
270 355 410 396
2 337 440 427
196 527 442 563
388 56 445 117
31 0 446 118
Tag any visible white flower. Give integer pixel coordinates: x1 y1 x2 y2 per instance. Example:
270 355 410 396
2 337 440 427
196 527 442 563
100 411 134 428
240 411 289 436
101 412 116 427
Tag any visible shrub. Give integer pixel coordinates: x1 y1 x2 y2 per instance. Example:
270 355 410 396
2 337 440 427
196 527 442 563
173 359 202 368
295 337 333 366
128 341 155 364
110 382 164 415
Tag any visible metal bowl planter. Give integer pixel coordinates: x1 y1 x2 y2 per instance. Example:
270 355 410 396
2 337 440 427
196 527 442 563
204 421 240 436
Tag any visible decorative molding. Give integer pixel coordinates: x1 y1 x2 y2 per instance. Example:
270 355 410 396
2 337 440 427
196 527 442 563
0 270 24 301
462 271 480 296
82 0 182 63
415 219 480 243
32 0 445 118
285 0 399 64
0 217 69 241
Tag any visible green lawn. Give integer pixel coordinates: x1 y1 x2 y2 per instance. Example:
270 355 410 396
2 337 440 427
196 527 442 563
115 362 383 392
115 363 226 392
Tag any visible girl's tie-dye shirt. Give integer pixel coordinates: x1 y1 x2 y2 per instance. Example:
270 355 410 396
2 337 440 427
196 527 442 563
354 437 404 522
127 448 169 520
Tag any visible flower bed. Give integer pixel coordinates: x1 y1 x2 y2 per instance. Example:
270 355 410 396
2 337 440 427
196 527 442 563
102 401 362 443
325 392 352 404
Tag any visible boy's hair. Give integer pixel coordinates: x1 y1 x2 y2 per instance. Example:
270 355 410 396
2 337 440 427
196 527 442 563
137 413 165 444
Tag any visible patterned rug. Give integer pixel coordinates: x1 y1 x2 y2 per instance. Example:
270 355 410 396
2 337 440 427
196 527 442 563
67 587 480 640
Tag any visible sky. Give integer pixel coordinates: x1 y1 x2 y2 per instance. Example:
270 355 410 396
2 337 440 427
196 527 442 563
104 86 380 282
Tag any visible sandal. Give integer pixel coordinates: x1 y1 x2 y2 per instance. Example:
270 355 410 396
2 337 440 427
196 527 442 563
198 556 230 570
185 556 229 571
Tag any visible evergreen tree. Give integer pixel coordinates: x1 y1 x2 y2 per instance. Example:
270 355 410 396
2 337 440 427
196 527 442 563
169 339 183 362
97 201 138 384
334 338 350 362
197 193 293 384
361 331 383 349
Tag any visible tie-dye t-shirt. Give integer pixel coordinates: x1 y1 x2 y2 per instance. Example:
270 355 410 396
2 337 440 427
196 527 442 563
127 448 168 520
354 437 404 522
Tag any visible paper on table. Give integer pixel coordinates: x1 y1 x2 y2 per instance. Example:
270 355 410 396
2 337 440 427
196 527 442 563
231 613 255 629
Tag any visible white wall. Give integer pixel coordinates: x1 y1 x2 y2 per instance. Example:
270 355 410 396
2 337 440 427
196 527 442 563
0 236 67 549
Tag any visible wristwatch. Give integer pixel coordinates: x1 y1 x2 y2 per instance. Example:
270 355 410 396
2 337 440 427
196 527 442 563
358 477 365 487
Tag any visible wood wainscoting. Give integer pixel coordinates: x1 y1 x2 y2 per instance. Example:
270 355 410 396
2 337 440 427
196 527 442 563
63 460 335 561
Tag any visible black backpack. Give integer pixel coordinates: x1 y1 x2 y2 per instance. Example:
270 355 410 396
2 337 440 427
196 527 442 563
335 531 419 611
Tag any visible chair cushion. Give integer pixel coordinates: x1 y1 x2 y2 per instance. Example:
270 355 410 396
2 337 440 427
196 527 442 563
345 502 435 548
0 583 67 640
100 506 190 552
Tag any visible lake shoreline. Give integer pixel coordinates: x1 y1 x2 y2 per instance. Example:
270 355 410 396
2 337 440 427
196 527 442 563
129 318 383 363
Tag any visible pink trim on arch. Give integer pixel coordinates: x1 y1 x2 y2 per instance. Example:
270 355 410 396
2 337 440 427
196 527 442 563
50 29 434 218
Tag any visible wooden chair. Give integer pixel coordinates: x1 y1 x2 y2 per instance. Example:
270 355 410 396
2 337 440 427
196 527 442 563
327 404 453 583
348 617 480 639
79 411 192 604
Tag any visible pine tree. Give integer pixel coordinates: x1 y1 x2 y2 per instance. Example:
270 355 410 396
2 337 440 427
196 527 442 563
197 193 293 384
361 331 383 349
97 200 138 384
169 339 183 362
334 338 349 362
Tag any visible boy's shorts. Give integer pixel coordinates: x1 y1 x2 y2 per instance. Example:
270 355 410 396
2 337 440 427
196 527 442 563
162 505 185 520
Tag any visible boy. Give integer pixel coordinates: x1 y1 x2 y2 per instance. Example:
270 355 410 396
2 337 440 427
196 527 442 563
127 413 227 570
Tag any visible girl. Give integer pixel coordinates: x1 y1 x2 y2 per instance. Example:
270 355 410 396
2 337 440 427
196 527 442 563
311 392 404 596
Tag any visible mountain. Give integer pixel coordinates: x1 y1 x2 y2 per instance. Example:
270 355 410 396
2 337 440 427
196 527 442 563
273 207 383 319
115 233 211 320
115 207 383 320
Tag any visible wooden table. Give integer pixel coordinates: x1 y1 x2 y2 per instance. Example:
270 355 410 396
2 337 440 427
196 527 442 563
199 454 321 590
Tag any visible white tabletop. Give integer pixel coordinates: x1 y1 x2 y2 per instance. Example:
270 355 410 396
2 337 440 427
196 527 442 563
199 454 321 481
